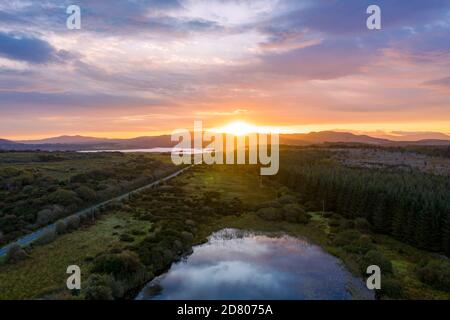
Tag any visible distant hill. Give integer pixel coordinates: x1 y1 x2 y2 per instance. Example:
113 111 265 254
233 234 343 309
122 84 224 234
280 131 390 145
19 135 111 145
0 139 15 144
369 131 450 141
0 139 26 150
1 131 449 151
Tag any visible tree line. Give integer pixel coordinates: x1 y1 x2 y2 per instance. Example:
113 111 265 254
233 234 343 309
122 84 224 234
275 149 450 255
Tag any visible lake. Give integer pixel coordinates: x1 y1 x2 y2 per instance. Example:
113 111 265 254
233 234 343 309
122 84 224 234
136 229 374 300
79 148 212 154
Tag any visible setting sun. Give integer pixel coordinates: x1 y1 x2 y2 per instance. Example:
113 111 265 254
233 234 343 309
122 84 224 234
213 121 258 136
211 121 282 136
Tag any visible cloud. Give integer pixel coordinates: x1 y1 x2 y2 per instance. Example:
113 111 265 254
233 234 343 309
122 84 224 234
0 91 167 110
247 39 375 80
0 32 71 64
196 109 249 116
423 76 450 88
263 0 450 36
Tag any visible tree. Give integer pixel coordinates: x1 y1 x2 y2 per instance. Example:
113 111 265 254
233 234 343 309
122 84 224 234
47 189 81 207
35 209 54 227
6 244 27 264
55 221 67 235
257 207 283 221
66 216 81 231
83 274 115 300
75 186 97 202
91 251 142 280
360 250 393 274
35 229 56 245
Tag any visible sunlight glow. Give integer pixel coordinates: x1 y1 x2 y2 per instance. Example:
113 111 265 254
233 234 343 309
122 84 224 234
210 121 280 136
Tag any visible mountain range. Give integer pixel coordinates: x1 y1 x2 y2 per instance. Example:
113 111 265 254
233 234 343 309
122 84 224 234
1 131 449 151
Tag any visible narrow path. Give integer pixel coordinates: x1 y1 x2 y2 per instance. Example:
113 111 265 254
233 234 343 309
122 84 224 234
0 166 191 257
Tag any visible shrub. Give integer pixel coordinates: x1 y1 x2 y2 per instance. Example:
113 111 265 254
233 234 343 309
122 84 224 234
277 194 297 204
257 207 283 221
75 186 97 202
130 229 145 236
323 212 334 218
83 274 115 300
35 209 54 227
329 219 341 227
66 216 81 231
55 221 67 235
334 229 361 246
341 220 355 229
91 251 142 279
416 260 450 291
379 277 404 299
185 219 196 227
282 204 310 224
355 218 371 231
119 233 135 242
344 235 375 254
6 244 27 264
181 231 194 243
360 250 393 274
47 189 81 207
35 229 56 245
35 205 65 227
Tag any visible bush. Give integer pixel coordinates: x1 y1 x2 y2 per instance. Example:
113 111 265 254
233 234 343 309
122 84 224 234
257 207 283 221
35 209 54 227
329 219 341 228
119 233 135 242
360 250 393 274
379 277 404 299
341 220 355 229
35 229 56 245
55 221 67 235
344 235 375 255
47 189 81 207
6 244 27 264
35 205 64 227
277 194 297 204
181 231 194 243
83 274 116 300
91 251 142 280
355 218 371 231
416 260 450 291
75 186 97 202
334 229 361 246
66 216 81 231
282 204 310 223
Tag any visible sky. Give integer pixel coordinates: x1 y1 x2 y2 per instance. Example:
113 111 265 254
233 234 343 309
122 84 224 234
0 0 449 140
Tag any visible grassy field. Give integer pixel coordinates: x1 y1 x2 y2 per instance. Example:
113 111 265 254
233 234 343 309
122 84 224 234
0 211 152 299
0 152 172 180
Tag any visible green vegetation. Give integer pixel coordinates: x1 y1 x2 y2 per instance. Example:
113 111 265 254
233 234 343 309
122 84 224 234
0 151 176 244
1 148 449 300
276 148 450 255
0 210 152 299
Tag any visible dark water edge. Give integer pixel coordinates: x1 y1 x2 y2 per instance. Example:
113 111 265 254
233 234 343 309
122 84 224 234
136 229 375 300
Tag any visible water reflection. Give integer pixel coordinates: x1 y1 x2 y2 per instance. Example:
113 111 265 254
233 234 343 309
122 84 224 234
136 229 374 300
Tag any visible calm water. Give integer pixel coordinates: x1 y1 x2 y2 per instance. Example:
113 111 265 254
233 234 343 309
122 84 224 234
79 148 212 154
136 229 374 300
